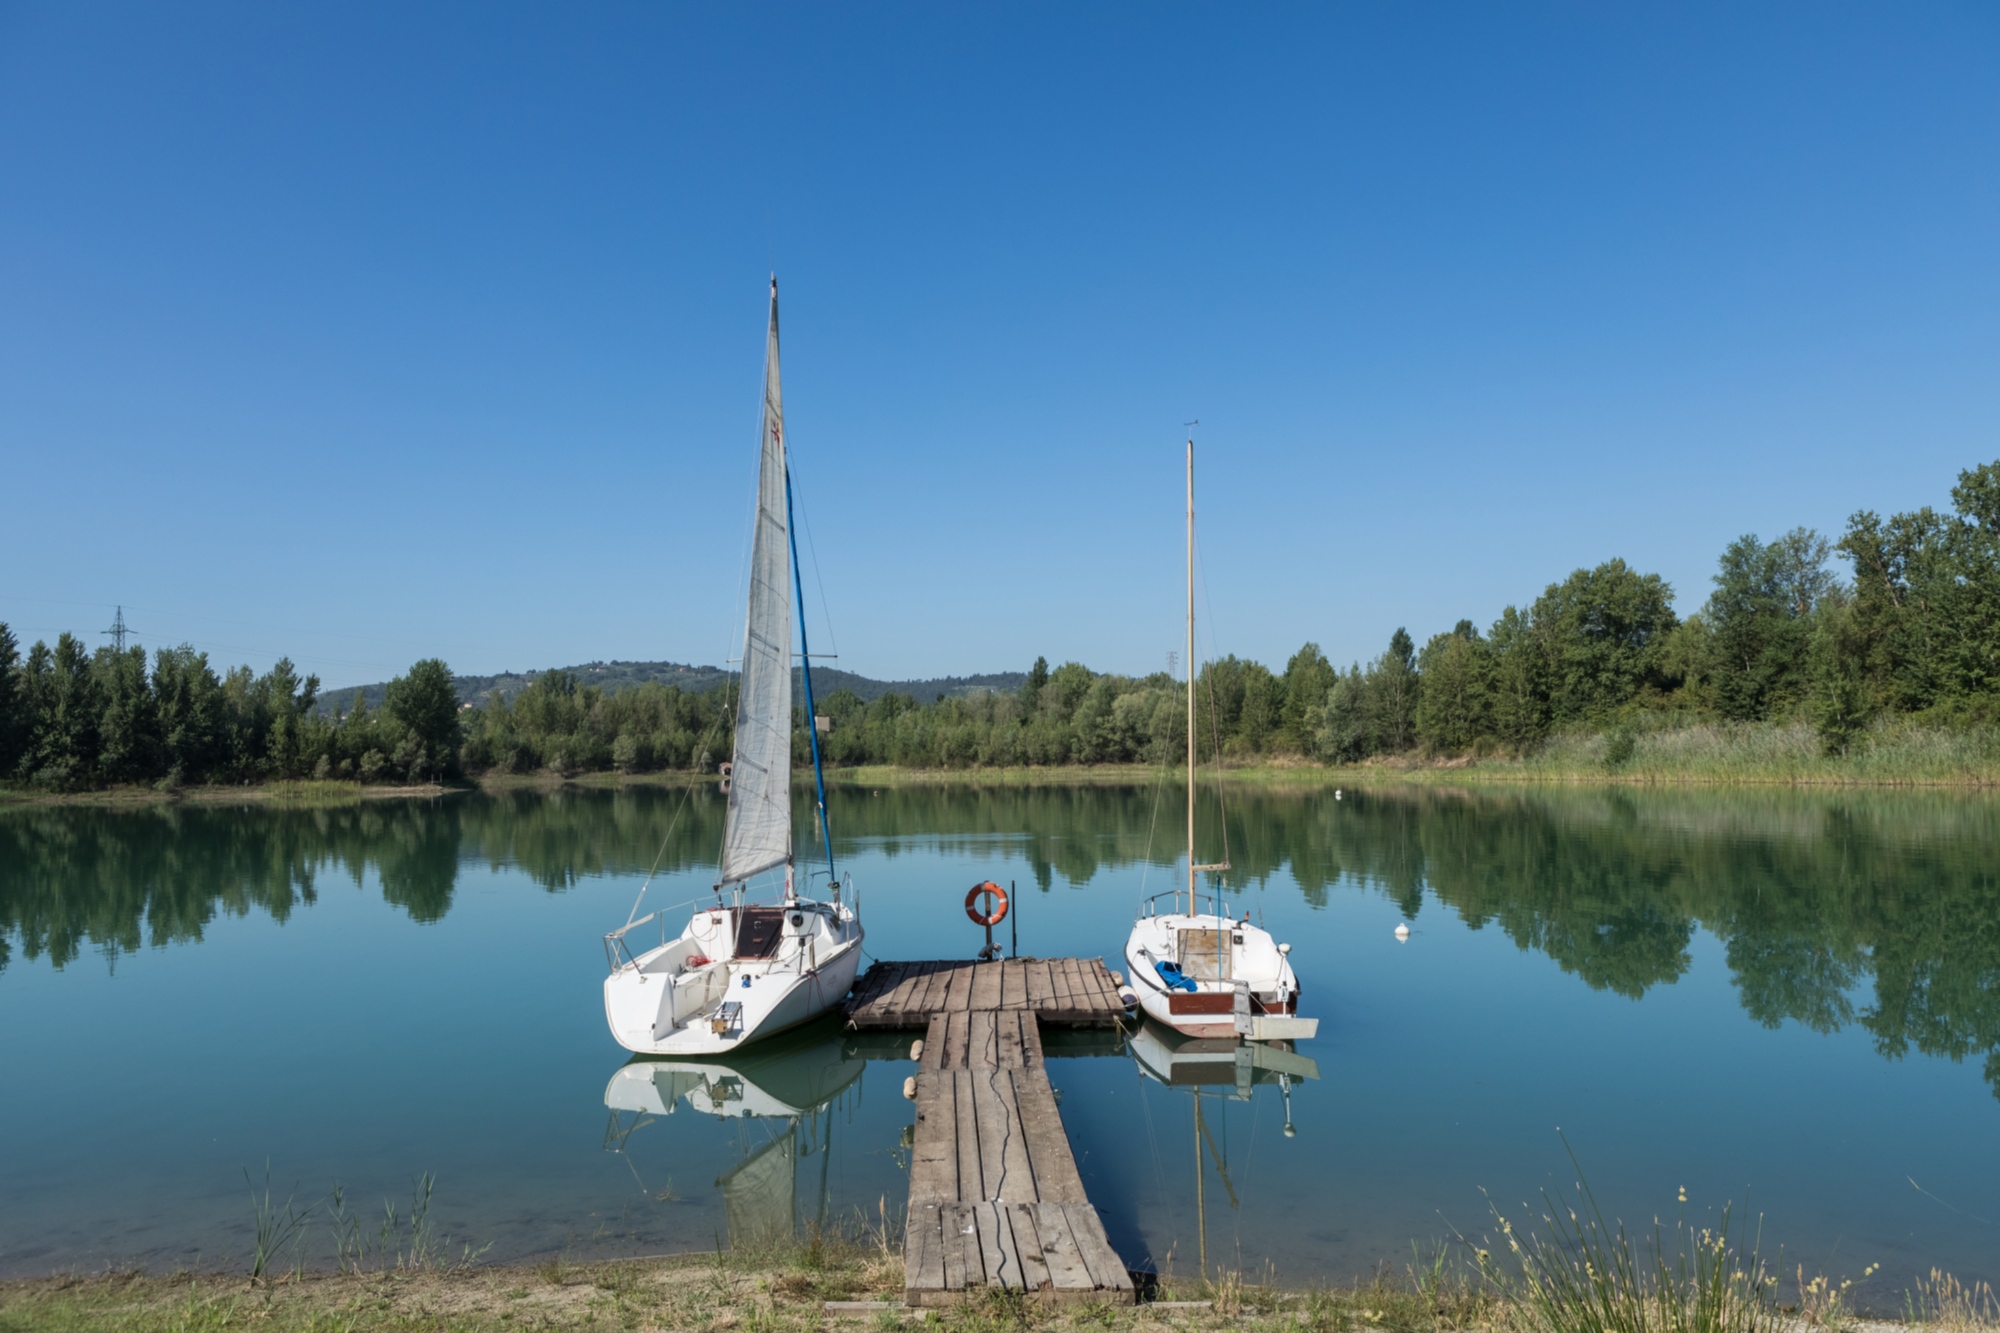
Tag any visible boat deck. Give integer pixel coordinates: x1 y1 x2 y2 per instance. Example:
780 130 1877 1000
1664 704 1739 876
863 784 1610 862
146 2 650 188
844 962 1134 1307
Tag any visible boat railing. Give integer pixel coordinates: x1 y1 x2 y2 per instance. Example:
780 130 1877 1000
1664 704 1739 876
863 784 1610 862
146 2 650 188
1138 888 1232 920
603 894 709 975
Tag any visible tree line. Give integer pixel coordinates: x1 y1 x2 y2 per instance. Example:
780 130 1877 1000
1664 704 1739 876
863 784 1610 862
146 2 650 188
0 634 463 791
5 457 1997 789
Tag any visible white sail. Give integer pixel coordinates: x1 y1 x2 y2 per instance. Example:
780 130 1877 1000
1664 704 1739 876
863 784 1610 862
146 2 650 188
719 282 794 887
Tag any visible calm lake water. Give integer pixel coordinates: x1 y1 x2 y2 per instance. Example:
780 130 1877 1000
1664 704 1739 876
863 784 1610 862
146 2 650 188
3 782 1998 1306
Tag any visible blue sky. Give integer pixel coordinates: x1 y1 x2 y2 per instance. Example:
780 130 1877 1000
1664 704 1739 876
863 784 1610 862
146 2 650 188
3 4 1997 687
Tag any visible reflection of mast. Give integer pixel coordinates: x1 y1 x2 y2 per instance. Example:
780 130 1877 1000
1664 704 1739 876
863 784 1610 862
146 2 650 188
1193 1089 1205 1275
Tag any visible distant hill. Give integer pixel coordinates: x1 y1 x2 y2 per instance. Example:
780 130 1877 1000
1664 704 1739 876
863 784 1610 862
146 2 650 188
318 660 1027 715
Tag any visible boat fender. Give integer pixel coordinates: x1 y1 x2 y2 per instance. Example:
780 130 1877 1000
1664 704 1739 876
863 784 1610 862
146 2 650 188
902 1076 917 1100
1119 988 1138 1009
910 1039 925 1063
964 881 1009 927
1109 970 1125 987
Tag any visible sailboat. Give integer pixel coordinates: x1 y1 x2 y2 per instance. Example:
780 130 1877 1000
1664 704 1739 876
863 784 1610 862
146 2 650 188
1122 435 1316 1043
602 279 864 1055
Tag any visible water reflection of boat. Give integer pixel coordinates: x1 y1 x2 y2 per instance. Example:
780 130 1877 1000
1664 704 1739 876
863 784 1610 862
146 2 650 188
1128 1018 1318 1275
602 1021 867 1246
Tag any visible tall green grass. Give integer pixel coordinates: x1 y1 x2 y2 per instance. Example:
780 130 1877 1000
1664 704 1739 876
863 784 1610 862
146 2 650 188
1476 1151 1777 1333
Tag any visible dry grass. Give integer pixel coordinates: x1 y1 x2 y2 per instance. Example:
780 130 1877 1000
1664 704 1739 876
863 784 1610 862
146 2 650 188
1 1252 1991 1333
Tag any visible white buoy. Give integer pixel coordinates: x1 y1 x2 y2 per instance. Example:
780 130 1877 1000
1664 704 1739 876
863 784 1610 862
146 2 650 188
902 1076 917 1100
1394 922 1411 941
1335 789 1343 800
1109 970 1126 987
910 1039 925 1063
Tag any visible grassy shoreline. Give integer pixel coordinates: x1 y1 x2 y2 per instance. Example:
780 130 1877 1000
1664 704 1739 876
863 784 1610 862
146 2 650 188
8 717 2000 811
2 1249 1991 1333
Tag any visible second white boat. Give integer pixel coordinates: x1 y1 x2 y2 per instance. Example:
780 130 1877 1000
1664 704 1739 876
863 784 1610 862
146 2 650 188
1122 432 1316 1044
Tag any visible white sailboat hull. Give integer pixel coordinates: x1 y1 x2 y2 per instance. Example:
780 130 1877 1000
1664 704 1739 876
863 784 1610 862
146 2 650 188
1124 909 1316 1043
604 903 862 1056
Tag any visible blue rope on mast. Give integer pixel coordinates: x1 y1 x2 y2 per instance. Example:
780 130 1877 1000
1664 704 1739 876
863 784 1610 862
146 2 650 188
784 463 837 889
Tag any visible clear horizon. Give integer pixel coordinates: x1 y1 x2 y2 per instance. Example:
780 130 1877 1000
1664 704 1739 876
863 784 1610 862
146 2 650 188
5 5 1997 690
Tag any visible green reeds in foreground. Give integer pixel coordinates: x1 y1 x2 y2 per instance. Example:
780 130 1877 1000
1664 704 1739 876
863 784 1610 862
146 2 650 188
1477 1151 1777 1333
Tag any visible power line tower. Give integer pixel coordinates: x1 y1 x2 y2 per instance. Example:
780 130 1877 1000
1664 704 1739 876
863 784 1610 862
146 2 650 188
103 606 132 651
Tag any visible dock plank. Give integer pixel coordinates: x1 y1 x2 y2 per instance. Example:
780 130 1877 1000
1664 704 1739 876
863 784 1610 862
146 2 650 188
860 952 1132 1307
1065 1204 1133 1297
1028 1203 1093 1293
906 1204 944 1298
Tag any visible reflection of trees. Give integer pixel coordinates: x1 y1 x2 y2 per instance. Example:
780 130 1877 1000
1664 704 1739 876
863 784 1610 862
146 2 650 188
5 782 2000 1098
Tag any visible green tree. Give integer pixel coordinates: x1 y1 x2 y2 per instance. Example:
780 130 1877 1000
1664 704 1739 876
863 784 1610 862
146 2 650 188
1485 605 1547 748
0 624 22 778
1415 628 1491 752
1807 603 1871 755
1529 559 1679 723
1701 528 1837 720
152 645 227 783
1364 628 1419 752
1020 656 1050 713
21 634 100 790
1281 643 1336 751
385 659 463 781
93 645 160 784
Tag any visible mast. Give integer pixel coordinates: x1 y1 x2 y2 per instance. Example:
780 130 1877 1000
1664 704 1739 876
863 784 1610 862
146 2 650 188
1186 436 1197 917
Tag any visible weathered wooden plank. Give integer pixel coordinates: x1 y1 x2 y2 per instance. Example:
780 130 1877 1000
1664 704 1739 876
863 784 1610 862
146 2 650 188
943 1011 970 1070
969 961 1003 1012
996 1008 1027 1071
967 1010 996 1071
909 1034 958 1204
953 1071 983 1202
1010 1072 1088 1203
1008 1202 1051 1293
919 960 953 1015
906 1203 945 1296
1075 959 1104 1010
894 962 931 1019
1019 1010 1046 1068
919 1013 949 1076
1033 959 1059 1012
973 1201 1017 1290
952 956 984 1008
884 962 916 1016
1048 956 1080 1008
975 1067 1037 1203
967 1062 1010 1202
1084 961 1117 1017
1063 1204 1133 1298
1028 1202 1093 1292
940 1203 971 1291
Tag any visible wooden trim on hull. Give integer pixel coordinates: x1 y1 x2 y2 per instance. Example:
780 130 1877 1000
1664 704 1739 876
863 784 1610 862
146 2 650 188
1167 991 1234 1016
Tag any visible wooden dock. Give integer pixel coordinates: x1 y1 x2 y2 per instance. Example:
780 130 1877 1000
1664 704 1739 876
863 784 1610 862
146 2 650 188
843 957 1126 1028
842 961 1134 1308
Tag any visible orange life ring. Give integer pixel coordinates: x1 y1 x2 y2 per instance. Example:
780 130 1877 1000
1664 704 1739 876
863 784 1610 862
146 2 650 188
964 881 1009 927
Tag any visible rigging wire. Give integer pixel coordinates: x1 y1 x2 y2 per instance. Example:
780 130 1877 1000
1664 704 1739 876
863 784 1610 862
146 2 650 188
625 713 732 926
